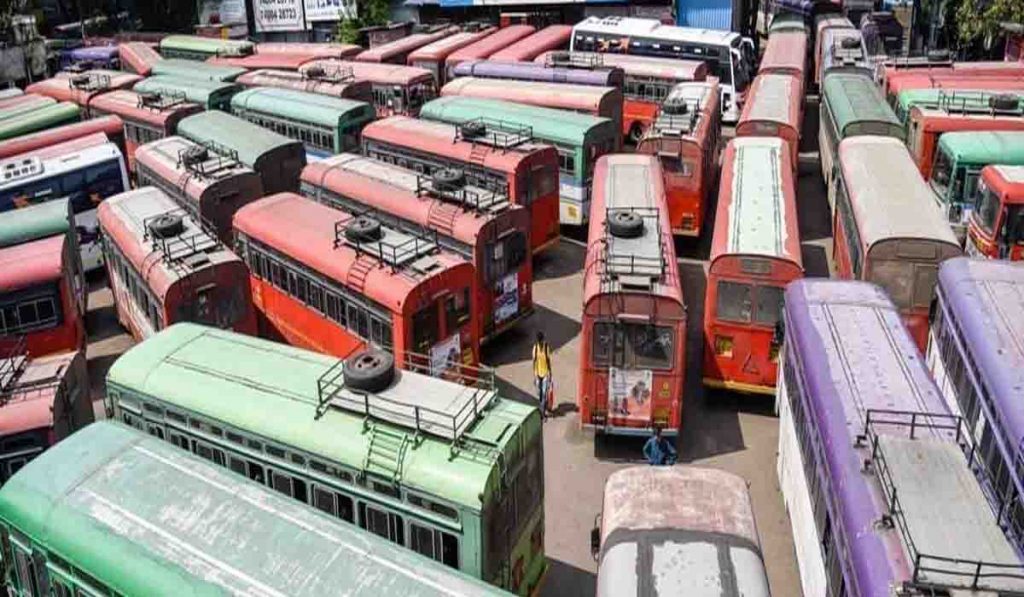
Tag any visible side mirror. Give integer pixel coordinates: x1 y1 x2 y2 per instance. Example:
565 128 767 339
773 320 786 345
590 525 601 560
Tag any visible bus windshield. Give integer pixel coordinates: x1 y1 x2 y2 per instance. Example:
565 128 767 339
716 282 785 326
976 179 1001 236
929 152 955 203
593 322 675 370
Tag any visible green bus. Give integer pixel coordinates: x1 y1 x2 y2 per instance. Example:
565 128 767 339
894 88 1024 129
158 34 254 61
104 323 546 595
133 75 241 111
150 57 247 82
929 130 1024 240
230 87 376 156
0 102 80 141
0 421 506 597
419 95 619 226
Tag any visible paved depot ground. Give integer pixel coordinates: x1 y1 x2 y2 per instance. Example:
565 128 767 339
81 100 835 596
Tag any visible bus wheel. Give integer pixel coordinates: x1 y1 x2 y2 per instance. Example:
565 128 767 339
628 123 645 145
344 349 395 393
609 210 644 238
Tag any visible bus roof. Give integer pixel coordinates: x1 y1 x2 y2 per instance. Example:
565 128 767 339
712 137 801 267
177 110 302 169
448 25 537 64
912 101 1024 131
452 59 622 87
838 136 958 248
107 323 534 510
489 25 572 62
150 57 246 81
158 34 254 56
0 420 504 596
256 42 361 59
0 114 120 161
230 87 375 128
118 41 161 75
420 96 614 147
0 94 54 119
207 52 318 70
759 30 807 76
573 15 741 44
823 73 902 136
441 77 616 114
0 350 80 436
89 89 202 127
987 164 1024 201
533 51 708 82
407 28 496 63
132 75 241 107
0 234 65 292
0 102 81 141
896 88 1023 119
356 29 455 63
26 71 142 104
300 59 435 86
0 199 71 249
738 73 801 128
0 141 121 192
937 130 1024 165
640 80 719 140
135 135 263 200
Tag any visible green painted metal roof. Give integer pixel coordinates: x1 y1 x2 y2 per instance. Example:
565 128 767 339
0 95 55 121
822 73 901 135
230 87 375 129
159 35 254 55
0 199 72 248
105 324 537 510
133 76 240 108
0 103 80 141
937 130 1024 166
895 89 1023 123
151 58 246 82
420 95 615 147
0 421 504 596
177 110 301 167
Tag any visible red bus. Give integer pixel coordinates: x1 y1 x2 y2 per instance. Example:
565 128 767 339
232 193 480 369
445 25 537 76
356 28 458 65
135 136 264 243
88 90 202 172
579 154 685 436
907 97 1024 179
299 60 436 117
0 115 124 161
736 73 803 173
489 25 572 63
0 345 91 483
636 80 721 237
301 153 533 344
441 77 623 136
118 42 162 76
360 115 560 254
407 28 496 85
703 137 801 395
758 30 807 85
886 73 1024 106
832 136 961 349
25 70 142 108
209 43 362 69
98 186 257 342
234 69 372 103
968 165 1024 260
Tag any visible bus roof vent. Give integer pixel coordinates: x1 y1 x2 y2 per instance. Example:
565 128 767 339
304 64 354 83
335 209 439 270
417 171 509 212
0 336 29 397
178 141 241 178
68 72 111 91
602 207 666 289
143 208 219 267
544 51 603 70
1 157 43 182
453 117 532 150
137 90 186 110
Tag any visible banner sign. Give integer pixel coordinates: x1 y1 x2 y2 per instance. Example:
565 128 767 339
198 0 248 25
608 368 653 423
254 0 306 32
304 0 357 22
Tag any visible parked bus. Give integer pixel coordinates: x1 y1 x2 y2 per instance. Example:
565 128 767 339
207 43 361 70
299 60 437 117
833 136 961 348
302 154 533 343
635 81 721 237
441 77 623 137
0 420 509 596
257 42 362 59
118 41 161 76
704 138 801 396
593 467 770 596
884 64 1024 103
150 58 246 82
356 28 457 65
98 187 257 341
928 258 1024 547
759 30 808 85
489 25 572 63
133 75 240 111
445 25 537 76
158 34 254 61
235 68 373 103
736 73 803 172
777 278 1024 597
0 137 130 271
229 87 375 158
407 28 496 85
57 44 119 70
233 193 480 367
819 72 902 200
25 70 142 108
420 96 618 226
887 74 1024 111
0 345 90 483
88 89 202 171
0 88 21 100
969 165 1024 260
451 58 624 89
769 11 811 35
817 28 871 84
0 114 123 161
579 154 685 435
813 14 854 87
0 94 52 119
178 110 306 195
360 116 560 253
928 131 1024 241
135 136 264 243
570 17 755 122
894 88 1024 129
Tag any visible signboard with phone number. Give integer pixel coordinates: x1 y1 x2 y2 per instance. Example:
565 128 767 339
254 0 305 32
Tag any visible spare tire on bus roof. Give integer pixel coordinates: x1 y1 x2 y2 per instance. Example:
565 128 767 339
989 94 1019 111
549 50 571 65
148 213 185 239
839 37 861 49
608 210 644 239
433 168 465 191
459 120 486 139
344 349 395 393
305 66 326 79
344 215 382 243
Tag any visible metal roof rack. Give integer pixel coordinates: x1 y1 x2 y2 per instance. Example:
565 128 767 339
601 206 666 287
453 117 532 150
142 207 219 266
937 90 1023 116
177 142 241 178
415 172 508 212
304 64 355 83
544 51 604 70
0 337 28 396
137 90 186 111
333 208 440 271
68 72 111 92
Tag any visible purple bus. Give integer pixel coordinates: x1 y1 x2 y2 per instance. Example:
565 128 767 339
927 257 1024 547
777 279 1024 597
449 59 623 89
58 45 120 70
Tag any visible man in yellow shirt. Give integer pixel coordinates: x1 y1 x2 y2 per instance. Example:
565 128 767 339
532 331 552 419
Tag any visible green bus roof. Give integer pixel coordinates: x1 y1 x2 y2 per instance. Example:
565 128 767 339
822 73 902 137
0 421 503 596
105 324 537 510
895 89 1024 123
0 102 80 141
937 130 1024 166
0 95 55 121
158 34 254 55
420 95 616 147
0 199 72 248
177 110 302 167
768 13 810 34
133 76 240 109
150 58 246 82
230 87 375 129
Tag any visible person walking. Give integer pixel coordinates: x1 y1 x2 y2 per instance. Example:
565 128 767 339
532 331 553 419
643 427 677 465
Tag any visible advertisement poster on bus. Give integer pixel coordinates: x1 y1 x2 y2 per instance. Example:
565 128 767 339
254 0 306 32
494 273 519 324
430 334 461 376
608 368 653 423
304 0 356 22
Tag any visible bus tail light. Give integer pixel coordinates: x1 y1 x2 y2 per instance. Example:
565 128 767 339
714 336 734 358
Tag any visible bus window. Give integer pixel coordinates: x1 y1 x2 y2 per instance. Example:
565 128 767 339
625 324 674 370
360 503 405 545
444 289 471 332
976 182 1001 236
929 152 953 201
753 286 785 326
413 301 439 353
716 281 753 322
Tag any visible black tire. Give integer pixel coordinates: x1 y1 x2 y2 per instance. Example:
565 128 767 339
433 168 465 191
609 210 644 238
305 66 325 79
344 216 382 243
840 37 860 49
344 349 395 393
627 123 646 145
460 121 486 139
990 94 1019 111
549 50 571 65
662 100 688 116
148 214 184 239
69 74 91 88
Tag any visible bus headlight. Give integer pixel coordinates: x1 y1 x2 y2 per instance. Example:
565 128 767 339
714 336 734 358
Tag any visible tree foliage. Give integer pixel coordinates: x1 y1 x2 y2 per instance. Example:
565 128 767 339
955 0 1024 49
334 0 389 43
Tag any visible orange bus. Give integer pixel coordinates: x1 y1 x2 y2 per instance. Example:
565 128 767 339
736 73 803 173
406 28 496 85
758 30 807 85
703 137 801 395
968 165 1024 260
635 80 721 237
579 154 685 436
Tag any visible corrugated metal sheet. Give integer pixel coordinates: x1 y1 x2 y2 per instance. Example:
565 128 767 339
675 0 737 31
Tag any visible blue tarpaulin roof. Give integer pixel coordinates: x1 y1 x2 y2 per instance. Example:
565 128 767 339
675 0 737 30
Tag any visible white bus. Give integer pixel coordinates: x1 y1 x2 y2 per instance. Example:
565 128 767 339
0 142 130 271
570 16 756 122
